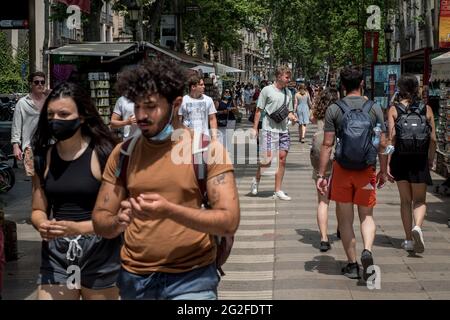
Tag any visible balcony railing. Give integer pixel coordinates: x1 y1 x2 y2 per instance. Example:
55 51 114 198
406 23 415 38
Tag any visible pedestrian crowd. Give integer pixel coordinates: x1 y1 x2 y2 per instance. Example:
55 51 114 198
0 60 437 299
248 65 436 282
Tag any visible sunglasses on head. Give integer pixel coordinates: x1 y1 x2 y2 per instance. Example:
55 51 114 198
33 80 45 85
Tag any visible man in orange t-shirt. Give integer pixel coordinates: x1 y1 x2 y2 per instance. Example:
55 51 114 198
92 59 240 300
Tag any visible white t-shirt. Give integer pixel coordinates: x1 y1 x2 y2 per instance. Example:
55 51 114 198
113 96 138 139
257 85 294 133
178 94 217 136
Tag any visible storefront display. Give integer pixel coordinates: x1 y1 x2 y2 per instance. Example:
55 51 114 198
436 83 450 178
431 52 450 178
89 72 111 126
203 77 219 100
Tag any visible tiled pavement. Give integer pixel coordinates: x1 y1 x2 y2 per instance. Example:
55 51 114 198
218 121 450 300
1 120 450 300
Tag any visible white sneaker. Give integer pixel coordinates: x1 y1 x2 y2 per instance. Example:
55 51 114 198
401 240 414 252
273 190 292 201
250 178 259 195
411 226 425 253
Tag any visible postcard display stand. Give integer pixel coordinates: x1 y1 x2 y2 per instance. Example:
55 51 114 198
436 83 450 178
89 72 111 125
204 77 219 99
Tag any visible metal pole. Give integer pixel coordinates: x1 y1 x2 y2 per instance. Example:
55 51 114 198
361 0 365 68
387 37 391 63
28 0 36 74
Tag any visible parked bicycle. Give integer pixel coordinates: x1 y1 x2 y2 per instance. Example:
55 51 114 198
0 95 17 121
0 151 15 192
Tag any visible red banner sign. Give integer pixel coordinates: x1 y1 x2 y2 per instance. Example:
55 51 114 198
365 31 379 63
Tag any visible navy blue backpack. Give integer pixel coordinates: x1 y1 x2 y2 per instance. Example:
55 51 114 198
334 99 378 170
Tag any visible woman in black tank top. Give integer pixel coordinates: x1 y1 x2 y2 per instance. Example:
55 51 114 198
31 82 120 300
387 74 437 255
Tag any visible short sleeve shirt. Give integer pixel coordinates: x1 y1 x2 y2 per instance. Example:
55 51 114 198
102 130 234 274
257 85 294 133
324 96 386 133
113 96 139 139
178 94 217 136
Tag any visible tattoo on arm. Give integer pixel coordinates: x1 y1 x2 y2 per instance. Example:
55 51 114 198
213 174 226 186
209 188 220 207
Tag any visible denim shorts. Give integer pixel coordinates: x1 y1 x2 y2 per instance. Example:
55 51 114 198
38 234 122 289
117 263 220 300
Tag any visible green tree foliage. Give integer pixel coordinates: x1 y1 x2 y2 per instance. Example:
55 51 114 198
248 0 397 79
0 31 28 93
182 0 260 52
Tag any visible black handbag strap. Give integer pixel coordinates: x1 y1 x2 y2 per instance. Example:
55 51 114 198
271 88 287 112
264 86 287 112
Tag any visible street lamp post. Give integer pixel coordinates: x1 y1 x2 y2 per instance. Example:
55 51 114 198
127 0 146 42
384 24 393 63
128 7 139 41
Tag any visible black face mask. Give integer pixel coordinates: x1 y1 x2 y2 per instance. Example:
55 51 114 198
49 118 81 141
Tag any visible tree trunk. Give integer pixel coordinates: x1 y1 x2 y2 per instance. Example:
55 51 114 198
146 0 165 43
43 0 49 79
422 0 433 48
82 0 104 41
265 18 274 80
136 5 143 41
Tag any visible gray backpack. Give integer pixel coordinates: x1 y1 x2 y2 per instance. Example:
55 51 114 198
334 99 378 170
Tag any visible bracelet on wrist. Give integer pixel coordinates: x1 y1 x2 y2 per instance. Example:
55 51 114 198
317 174 328 180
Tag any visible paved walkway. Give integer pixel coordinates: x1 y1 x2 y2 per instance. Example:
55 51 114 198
218 121 450 300
1 121 450 300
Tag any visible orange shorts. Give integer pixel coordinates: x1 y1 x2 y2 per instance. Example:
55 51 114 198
329 161 377 208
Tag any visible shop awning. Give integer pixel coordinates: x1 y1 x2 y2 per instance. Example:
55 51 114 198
190 65 215 74
431 52 450 81
47 42 136 57
143 42 214 68
214 62 244 75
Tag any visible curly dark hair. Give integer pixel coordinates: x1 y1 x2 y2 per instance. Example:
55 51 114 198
115 58 187 105
313 88 339 120
32 82 118 180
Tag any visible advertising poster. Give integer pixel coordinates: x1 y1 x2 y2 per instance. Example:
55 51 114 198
373 64 401 109
439 0 450 48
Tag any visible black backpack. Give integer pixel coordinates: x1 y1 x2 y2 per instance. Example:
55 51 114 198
394 102 430 155
334 99 378 170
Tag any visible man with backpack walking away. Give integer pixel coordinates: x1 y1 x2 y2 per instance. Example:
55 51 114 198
317 67 388 281
92 59 240 300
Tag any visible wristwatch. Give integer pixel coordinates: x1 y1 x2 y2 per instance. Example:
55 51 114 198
316 174 328 180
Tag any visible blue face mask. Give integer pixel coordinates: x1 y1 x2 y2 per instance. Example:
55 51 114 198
150 105 174 142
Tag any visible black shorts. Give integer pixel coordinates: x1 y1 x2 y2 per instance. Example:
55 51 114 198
38 234 122 289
